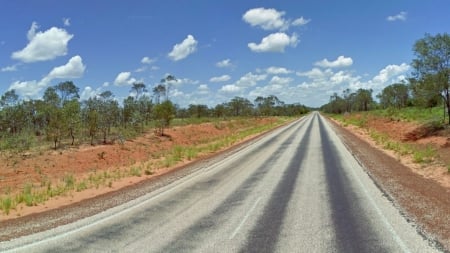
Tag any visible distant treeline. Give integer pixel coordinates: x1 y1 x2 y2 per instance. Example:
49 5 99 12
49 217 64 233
0 78 309 150
321 33 450 125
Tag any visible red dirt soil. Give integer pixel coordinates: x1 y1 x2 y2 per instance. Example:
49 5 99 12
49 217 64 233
339 114 450 189
0 118 278 220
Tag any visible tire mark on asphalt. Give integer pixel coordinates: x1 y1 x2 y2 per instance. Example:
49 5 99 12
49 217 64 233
35 119 308 253
240 115 314 253
157 118 311 253
318 116 389 253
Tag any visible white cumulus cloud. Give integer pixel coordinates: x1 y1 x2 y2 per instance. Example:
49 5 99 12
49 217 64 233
269 76 293 86
266 66 292 75
292 17 311 26
248 32 298 53
235 72 267 87
387 11 407 21
372 63 410 83
114 72 137 86
168 35 198 61
197 84 210 94
210 75 231 82
243 7 311 31
216 59 233 68
220 84 242 93
141 56 156 64
243 7 288 31
45 55 85 80
12 22 74 63
8 56 86 99
9 80 42 98
1 65 18 72
315 56 353 68
63 18 71 26
80 86 97 100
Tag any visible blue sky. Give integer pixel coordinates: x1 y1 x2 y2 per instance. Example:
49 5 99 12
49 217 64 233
0 0 448 108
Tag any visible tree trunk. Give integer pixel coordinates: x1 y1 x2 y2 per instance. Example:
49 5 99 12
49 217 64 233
70 128 75 145
446 91 450 125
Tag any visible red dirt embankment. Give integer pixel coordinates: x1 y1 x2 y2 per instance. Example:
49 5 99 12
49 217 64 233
330 114 450 251
0 118 278 220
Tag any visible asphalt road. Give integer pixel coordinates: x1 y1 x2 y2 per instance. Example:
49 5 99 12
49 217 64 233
0 112 440 252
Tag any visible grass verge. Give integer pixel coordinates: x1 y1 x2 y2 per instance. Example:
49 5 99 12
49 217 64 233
0 116 294 216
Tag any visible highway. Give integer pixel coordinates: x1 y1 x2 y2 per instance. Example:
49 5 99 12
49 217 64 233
0 112 439 252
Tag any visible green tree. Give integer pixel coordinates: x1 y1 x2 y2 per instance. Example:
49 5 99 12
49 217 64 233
55 81 79 105
213 104 227 118
254 95 282 116
353 88 373 111
131 82 147 100
412 33 450 123
152 84 166 104
0 90 24 135
322 92 346 114
43 87 64 149
84 98 99 145
378 83 410 109
153 100 176 136
228 97 253 116
62 100 81 145
188 104 209 118
160 74 177 101
97 91 120 143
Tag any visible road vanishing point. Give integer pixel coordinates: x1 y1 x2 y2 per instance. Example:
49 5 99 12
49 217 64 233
0 112 440 253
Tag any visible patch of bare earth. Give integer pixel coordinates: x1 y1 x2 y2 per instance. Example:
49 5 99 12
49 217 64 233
0 118 283 241
0 119 276 220
329 116 450 251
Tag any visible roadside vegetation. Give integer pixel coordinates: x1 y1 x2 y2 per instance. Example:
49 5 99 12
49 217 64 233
0 72 309 216
324 33 449 172
0 74 308 152
0 116 295 216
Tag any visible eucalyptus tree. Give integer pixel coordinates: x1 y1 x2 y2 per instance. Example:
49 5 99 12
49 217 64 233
96 91 120 143
154 100 176 136
228 96 254 116
188 104 209 118
377 83 410 109
43 87 65 149
412 33 450 123
353 88 373 111
63 99 81 145
254 95 282 116
152 84 166 104
160 74 177 101
0 89 24 135
213 104 227 118
83 97 99 145
55 81 79 105
131 82 147 100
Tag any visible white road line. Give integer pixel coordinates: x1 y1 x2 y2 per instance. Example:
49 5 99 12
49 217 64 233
326 117 412 253
230 197 262 240
2 121 300 252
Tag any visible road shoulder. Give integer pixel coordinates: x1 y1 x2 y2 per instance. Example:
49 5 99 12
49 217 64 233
328 118 450 252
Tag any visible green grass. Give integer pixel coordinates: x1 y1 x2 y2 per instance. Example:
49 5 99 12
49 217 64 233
412 145 436 164
334 110 440 166
1 196 12 215
0 116 296 215
372 107 445 124
129 166 142 177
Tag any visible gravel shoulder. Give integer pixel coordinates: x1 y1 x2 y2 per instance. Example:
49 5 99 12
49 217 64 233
0 129 270 242
1 116 449 252
328 118 450 252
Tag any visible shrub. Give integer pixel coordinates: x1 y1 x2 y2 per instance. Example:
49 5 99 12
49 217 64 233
1 196 12 215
